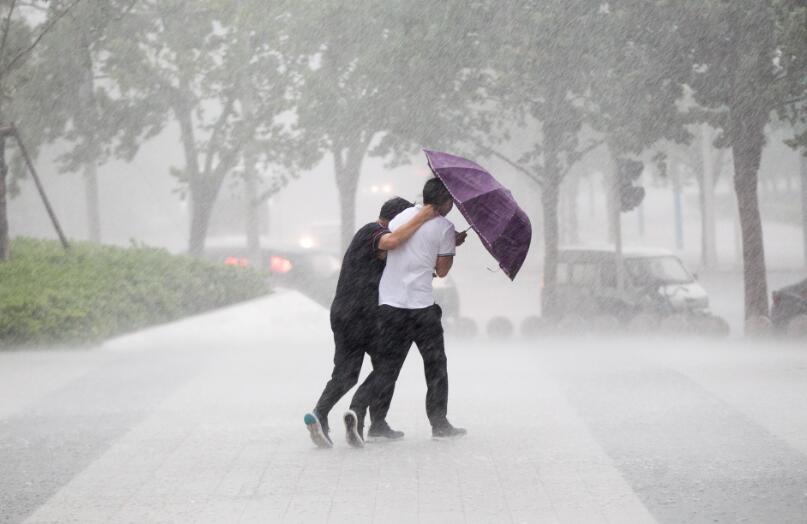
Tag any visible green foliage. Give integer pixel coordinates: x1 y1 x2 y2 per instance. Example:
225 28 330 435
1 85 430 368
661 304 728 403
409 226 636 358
0 238 269 348
288 0 493 247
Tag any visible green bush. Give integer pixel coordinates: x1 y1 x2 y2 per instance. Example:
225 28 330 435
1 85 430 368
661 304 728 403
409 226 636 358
0 238 270 348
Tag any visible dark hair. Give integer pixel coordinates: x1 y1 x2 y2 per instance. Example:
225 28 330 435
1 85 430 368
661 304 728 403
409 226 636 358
379 197 413 221
423 177 452 206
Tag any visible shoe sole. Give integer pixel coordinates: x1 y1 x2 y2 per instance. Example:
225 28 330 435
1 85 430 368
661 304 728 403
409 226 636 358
304 413 332 449
432 432 467 441
365 434 405 443
343 410 364 448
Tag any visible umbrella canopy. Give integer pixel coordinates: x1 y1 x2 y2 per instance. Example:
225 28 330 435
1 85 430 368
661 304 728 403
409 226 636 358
423 149 532 280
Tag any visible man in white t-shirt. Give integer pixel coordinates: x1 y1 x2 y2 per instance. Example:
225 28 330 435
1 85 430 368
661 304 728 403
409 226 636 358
344 178 468 447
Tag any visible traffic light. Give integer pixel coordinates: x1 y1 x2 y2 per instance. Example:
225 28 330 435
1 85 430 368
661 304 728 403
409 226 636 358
616 158 645 212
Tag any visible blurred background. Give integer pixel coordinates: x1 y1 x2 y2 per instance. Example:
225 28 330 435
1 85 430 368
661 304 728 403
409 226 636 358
2 0 806 336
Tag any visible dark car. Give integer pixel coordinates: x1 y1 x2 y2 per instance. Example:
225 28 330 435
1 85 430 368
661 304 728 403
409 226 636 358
205 242 341 308
772 278 807 330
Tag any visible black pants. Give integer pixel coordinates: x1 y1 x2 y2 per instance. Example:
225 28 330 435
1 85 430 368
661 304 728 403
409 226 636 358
350 304 448 430
313 312 394 432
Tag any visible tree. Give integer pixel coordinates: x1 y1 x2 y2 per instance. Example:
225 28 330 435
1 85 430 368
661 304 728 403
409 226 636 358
668 1 807 320
287 1 389 249
103 0 300 256
290 0 490 250
0 0 81 261
656 125 728 268
475 1 687 315
802 151 807 267
472 1 604 317
25 1 139 243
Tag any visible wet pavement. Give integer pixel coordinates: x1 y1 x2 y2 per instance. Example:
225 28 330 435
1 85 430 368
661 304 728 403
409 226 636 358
2 291 807 523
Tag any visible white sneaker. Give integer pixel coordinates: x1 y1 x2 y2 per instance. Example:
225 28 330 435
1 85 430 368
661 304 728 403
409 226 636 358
343 410 364 448
304 412 333 449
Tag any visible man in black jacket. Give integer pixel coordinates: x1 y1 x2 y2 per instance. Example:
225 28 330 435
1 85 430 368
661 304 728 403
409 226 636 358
304 197 436 448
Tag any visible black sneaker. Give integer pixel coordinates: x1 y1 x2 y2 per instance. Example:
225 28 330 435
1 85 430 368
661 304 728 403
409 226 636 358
367 421 405 441
343 410 364 448
432 422 467 439
304 412 333 449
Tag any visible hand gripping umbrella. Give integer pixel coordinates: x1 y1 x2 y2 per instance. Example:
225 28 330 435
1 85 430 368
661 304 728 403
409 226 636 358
423 149 532 280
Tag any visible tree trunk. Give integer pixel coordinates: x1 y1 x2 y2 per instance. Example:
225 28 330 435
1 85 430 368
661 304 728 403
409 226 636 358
78 34 101 244
541 115 563 318
335 161 359 251
672 162 684 251
603 148 625 293
239 43 260 263
724 1 772 321
244 169 260 262
699 125 717 268
188 178 217 257
83 162 101 243
785 162 793 193
604 169 617 244
696 172 718 268
333 142 366 250
173 86 206 258
565 172 580 244
801 153 807 269
0 135 7 261
731 116 769 320
541 179 560 319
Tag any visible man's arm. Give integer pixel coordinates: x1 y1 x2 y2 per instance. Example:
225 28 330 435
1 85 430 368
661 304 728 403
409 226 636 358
434 222 460 278
435 255 454 278
377 205 437 251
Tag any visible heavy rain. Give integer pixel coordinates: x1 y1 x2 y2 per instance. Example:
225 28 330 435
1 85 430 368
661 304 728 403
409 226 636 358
1 1 807 523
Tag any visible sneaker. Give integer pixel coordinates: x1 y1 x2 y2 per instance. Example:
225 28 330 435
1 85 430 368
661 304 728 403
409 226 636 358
367 421 405 441
304 412 333 449
343 410 364 448
432 422 467 439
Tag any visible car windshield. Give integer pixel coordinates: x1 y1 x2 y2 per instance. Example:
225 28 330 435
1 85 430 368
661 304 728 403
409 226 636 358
625 256 693 286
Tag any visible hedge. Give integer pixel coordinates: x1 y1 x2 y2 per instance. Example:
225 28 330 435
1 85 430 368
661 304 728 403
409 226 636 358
0 238 270 348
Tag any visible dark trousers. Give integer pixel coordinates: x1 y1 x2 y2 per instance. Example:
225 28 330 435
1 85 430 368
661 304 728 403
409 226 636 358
313 313 393 432
350 304 448 430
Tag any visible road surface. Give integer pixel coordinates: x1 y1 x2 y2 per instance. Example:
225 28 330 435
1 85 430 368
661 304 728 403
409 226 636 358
2 291 807 523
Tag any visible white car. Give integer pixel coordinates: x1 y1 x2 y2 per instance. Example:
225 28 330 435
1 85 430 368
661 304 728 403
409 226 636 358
553 247 710 322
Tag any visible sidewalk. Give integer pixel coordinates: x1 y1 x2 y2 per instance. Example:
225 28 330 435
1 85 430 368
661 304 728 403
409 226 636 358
4 291 807 523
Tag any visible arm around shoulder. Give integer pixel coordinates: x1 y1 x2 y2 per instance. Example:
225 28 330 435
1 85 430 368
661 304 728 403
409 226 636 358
377 205 437 251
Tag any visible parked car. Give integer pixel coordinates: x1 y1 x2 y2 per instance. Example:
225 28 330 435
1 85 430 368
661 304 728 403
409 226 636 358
552 247 712 323
772 278 807 331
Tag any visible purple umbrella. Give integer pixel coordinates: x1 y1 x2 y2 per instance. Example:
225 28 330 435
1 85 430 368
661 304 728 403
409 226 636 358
423 149 532 280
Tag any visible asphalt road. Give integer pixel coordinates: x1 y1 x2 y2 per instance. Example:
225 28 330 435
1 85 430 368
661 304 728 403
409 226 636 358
2 291 807 523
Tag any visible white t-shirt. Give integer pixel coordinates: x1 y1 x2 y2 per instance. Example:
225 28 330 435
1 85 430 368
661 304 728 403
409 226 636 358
378 205 456 309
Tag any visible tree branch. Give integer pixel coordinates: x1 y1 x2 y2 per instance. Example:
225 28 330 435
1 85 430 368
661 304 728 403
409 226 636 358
0 0 18 66
577 139 604 159
208 144 241 201
116 0 139 20
468 136 542 186
203 95 236 175
3 0 83 78
780 94 807 108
